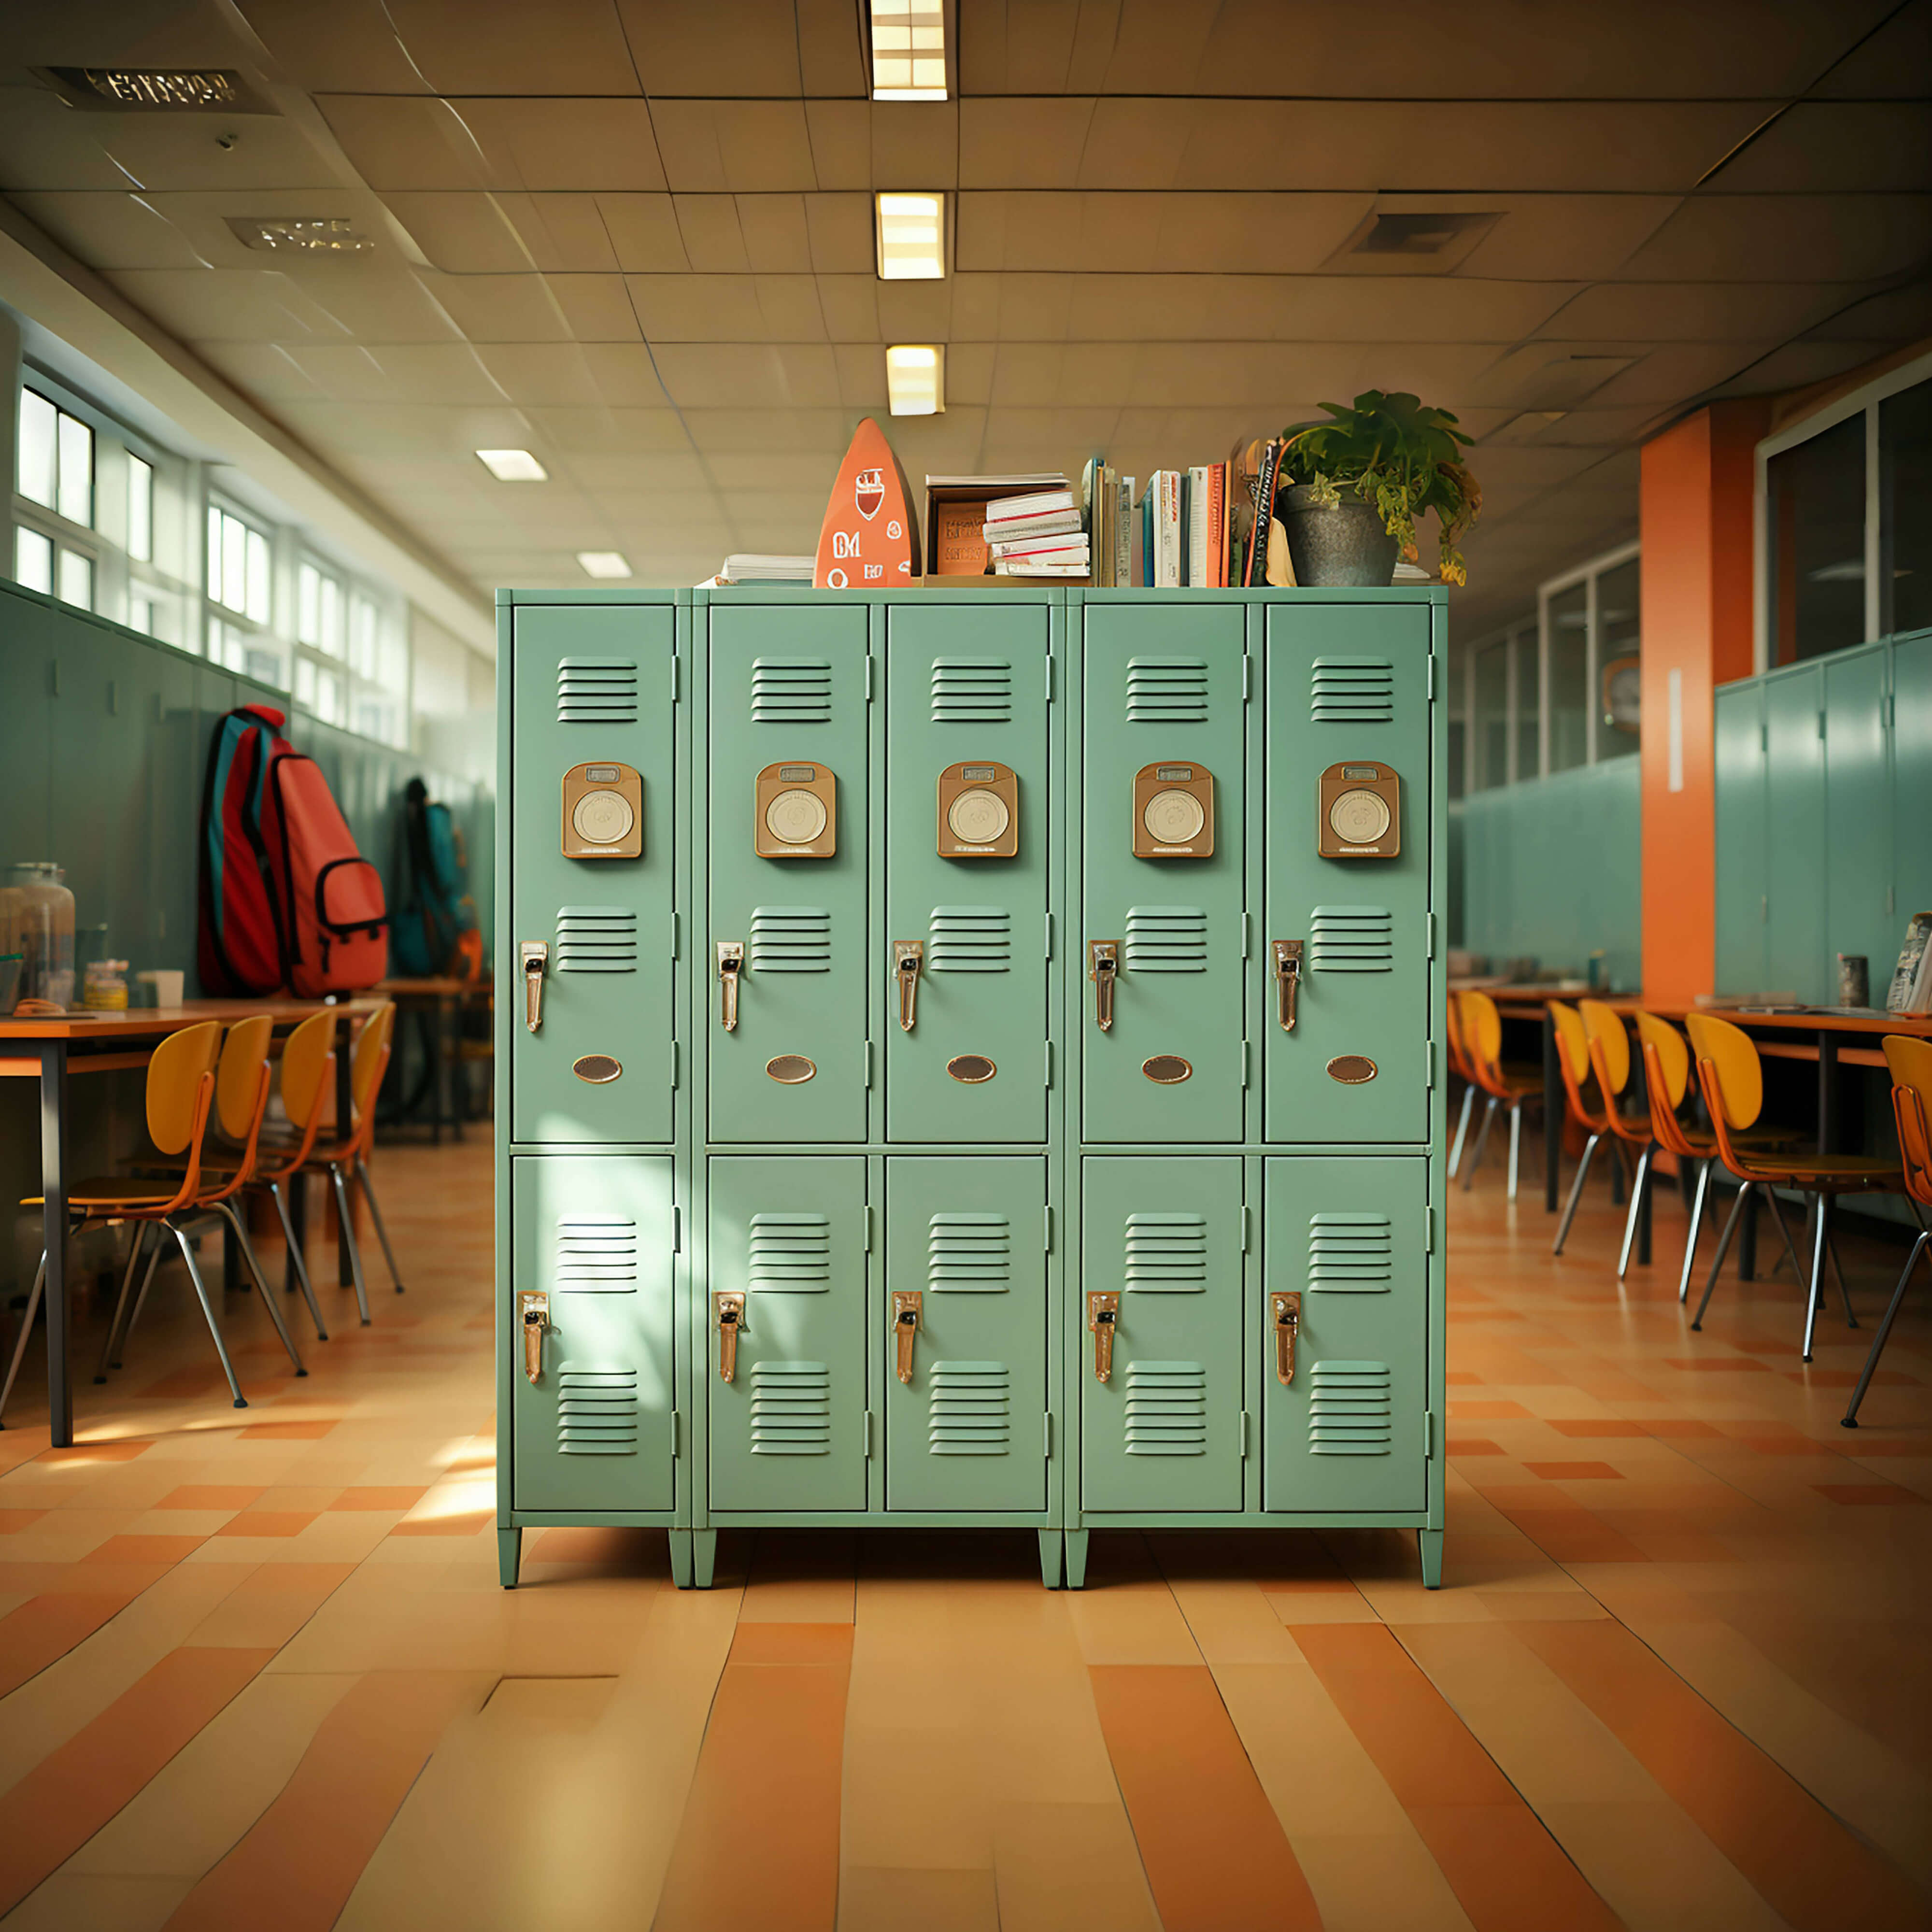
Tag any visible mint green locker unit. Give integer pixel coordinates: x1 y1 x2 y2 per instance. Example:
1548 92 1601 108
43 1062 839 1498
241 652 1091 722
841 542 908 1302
511 601 677 1143
1262 1157 1427 1513
706 1155 867 1511
511 1155 677 1511
884 1157 1048 1512
1713 679 1768 994
1896 630 1932 934
885 600 1051 1143
1079 603 1248 1142
1824 645 1893 987
1079 1157 1243 1513
1765 664 1827 1002
1263 604 1432 1142
707 603 870 1142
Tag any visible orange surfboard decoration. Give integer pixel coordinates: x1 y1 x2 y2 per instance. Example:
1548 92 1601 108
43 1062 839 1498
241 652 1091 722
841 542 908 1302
814 417 922 589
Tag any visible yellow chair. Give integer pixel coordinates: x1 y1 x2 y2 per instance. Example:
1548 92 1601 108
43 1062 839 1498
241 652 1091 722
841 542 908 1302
1842 1037 1932 1426
1445 993 1478 1178
1550 1002 1618 1254
1456 990 1543 1200
1686 1012 1901 1359
1578 1000 1660 1279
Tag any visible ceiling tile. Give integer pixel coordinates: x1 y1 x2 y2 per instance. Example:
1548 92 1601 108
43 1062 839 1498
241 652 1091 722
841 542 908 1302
413 270 572 342
472 343 603 406
803 195 874 273
579 345 672 407
1796 275 1932 343
795 0 867 95
1536 282 1861 344
651 343 840 408
459 99 668 192
869 103 961 189
816 274 883 341
286 341 497 403
1617 194 1932 282
738 195 814 272
648 102 817 193
494 195 621 272
192 341 330 402
614 0 804 95
672 196 753 272
803 102 872 192
959 101 1099 190
1715 338 1904 397
1707 104 1932 194
1446 196 1684 281
6 190 211 270
0 87 141 190
1811 0 1932 98
958 192 1373 273
680 407 851 452
105 268 352 343
384 0 641 95
315 97 491 191
592 196 689 271
546 274 644 341
384 192 534 272
238 0 432 92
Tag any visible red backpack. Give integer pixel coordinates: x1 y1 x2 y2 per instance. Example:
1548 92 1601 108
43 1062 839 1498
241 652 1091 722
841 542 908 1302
269 752 389 998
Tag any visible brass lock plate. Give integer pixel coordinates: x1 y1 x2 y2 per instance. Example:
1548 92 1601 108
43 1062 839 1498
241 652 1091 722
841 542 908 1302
756 762 837 858
519 1291 549 1384
1133 762 1215 858
1271 1290 1301 1385
936 761 1019 858
892 1290 922 1384
714 1290 746 1383
561 762 643 860
1088 1290 1121 1382
1318 762 1401 859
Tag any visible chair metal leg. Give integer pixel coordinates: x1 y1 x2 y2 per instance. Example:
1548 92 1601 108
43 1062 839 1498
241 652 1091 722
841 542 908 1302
355 1156 407 1294
1506 1103 1523 1202
0 1254 47 1426
1842 1232 1930 1426
1553 1132 1602 1255
330 1165 373 1325
94 1222 150 1383
1462 1095 1498 1192
1449 1084 1476 1179
269 1182 328 1341
1676 1160 1713 1304
1617 1145 1654 1279
114 1225 170 1367
1691 1182 1751 1330
1801 1192 1832 1364
216 1202 305 1376
1824 1232 1858 1328
170 1223 248 1407
1756 1187 1810 1298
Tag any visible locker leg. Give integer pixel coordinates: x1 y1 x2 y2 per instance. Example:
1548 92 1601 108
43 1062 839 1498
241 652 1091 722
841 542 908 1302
693 1529 719 1590
497 1527 522 1590
668 1529 695 1590
1418 1529 1444 1591
1036 1529 1064 1590
1064 1530 1090 1591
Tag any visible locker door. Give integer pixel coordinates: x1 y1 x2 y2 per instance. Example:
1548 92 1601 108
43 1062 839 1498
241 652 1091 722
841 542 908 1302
1897 631 1932 937
707 1156 867 1511
1080 604 1247 1142
708 602 869 1142
511 603 676 1143
1713 681 1768 993
1263 1157 1426 1512
1823 649 1893 992
884 1157 1047 1512
511 1155 675 1512
1765 666 1826 1002
1080 1158 1242 1512
1264 604 1430 1143
885 602 1050 1143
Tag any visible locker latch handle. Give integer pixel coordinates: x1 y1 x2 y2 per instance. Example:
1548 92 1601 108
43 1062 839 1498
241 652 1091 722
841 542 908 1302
892 1290 923 1383
714 1291 746 1382
1273 940 1303 1033
521 942 548 1033
1089 942 1119 1032
520 1291 550 1383
1271 1291 1302 1385
894 941 923 1033
716 942 745 1032
1088 1291 1121 1382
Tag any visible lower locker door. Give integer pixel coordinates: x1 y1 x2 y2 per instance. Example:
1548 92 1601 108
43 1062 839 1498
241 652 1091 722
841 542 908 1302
707 1156 867 1510
511 1155 675 1512
1080 1158 1242 1512
1263 1157 1426 1512
885 1157 1046 1513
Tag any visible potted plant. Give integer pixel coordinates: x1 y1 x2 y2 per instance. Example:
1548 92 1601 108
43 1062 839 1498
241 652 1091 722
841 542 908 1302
1274 390 1481 587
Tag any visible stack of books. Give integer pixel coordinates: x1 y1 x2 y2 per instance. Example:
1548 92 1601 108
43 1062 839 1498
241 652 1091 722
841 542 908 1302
712 554 814 584
1138 465 1238 587
1083 458 1135 587
985 489 1088 577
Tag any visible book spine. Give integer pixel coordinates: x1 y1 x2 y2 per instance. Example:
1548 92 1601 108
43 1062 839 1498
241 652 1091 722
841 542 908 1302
1179 471 1193 587
1245 441 1281 587
1165 472 1182 588
1210 464 1226 588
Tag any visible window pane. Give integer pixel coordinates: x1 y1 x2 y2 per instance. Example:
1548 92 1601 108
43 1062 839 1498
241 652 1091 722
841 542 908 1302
349 597 377 676
315 667 344 726
207 504 222 597
244 645 281 686
18 391 57 508
57 548 93 610
295 657 317 707
57 413 93 527
1511 626 1540 779
1473 640 1507 791
1881 376 1932 637
15 525 53 594
318 575 343 657
379 631 409 694
298 562 319 644
220 512 246 611
1595 557 1641 760
1548 583 1589 773
245 528 270 624
127 455 153 562
1767 413 1866 662
129 592 155 637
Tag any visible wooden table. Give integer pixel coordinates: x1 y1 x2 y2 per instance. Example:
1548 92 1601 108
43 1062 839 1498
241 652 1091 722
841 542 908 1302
373 978 491 1146
0 998 379 1446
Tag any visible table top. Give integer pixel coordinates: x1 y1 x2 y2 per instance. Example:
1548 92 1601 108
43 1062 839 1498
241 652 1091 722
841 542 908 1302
1475 989 1932 1038
1450 981 1599 1002
0 997 382 1042
374 977 491 997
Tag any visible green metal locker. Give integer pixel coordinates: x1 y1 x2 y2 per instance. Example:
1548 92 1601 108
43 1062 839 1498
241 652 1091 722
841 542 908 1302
1823 644 1894 986
1713 679 1768 994
1764 664 1827 1002
1896 630 1932 932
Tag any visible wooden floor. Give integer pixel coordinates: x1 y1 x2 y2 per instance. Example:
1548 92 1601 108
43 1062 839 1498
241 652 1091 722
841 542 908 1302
0 1131 1928 1931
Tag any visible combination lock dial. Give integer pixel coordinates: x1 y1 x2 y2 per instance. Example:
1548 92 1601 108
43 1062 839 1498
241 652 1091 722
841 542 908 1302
561 762 643 860
755 762 838 857
1317 762 1401 859
936 761 1020 858
1132 762 1215 858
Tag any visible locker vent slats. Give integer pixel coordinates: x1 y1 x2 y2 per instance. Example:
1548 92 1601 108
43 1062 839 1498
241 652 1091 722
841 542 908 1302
749 906 831 972
748 1213 830 1292
1126 657 1209 723
1309 906 1393 972
556 657 639 725
1125 906 1208 972
928 906 1010 972
1309 1361 1393 1455
555 907 638 973
555 1367 638 1455
752 657 832 724
927 1213 1011 1292
751 1361 831 1454
930 657 1012 724
1125 1213 1207 1293
1310 657 1395 724
1307 1214 1392 1293
927 1362 1011 1455
554 1217 638 1293
1125 1361 1207 1455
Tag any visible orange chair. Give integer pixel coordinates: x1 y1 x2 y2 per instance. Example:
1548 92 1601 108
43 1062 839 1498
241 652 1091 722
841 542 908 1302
1550 1002 1619 1254
1686 1013 1901 1360
1578 1001 1661 1279
1445 993 1478 1178
1456 990 1543 1200
1842 1037 1932 1426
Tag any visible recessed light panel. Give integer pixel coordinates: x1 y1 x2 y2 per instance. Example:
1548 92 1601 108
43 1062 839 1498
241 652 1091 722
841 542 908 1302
885 344 944 416
476 449 547 482
577 551 633 579
227 217 372 256
39 65 269 112
870 0 946 99
876 193 945 280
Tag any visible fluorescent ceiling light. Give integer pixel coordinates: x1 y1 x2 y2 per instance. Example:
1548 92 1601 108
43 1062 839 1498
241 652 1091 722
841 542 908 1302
869 0 946 99
876 192 945 280
227 217 373 256
885 344 944 417
577 551 633 579
476 449 547 482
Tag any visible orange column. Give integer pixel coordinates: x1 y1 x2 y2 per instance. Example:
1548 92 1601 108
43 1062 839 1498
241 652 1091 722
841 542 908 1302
1638 400 1768 1005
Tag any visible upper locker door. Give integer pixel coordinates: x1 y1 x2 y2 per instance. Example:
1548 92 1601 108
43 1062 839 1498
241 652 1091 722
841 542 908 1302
885 602 1050 1143
708 602 869 1142
1081 604 1247 1143
1264 603 1431 1143
512 603 675 1145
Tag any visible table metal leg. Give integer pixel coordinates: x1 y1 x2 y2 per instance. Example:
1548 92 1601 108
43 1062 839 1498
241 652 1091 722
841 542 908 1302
40 1042 71 1448
335 1016 355 1288
1818 1033 1840 1156
1543 1011 1561 1212
443 995 462 1144
285 1171 307 1296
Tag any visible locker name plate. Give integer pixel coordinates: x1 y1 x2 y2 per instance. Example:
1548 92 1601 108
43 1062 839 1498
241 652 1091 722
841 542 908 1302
1133 762 1215 858
1318 761 1400 859
561 761 643 860
756 762 837 858
937 760 1019 858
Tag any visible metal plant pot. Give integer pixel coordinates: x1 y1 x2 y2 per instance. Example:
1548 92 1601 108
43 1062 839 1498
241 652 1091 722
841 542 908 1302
1279 484 1398 588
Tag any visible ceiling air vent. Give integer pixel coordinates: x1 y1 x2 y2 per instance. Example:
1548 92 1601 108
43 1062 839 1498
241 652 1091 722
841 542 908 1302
227 219 373 256
1350 212 1496 256
39 66 272 114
